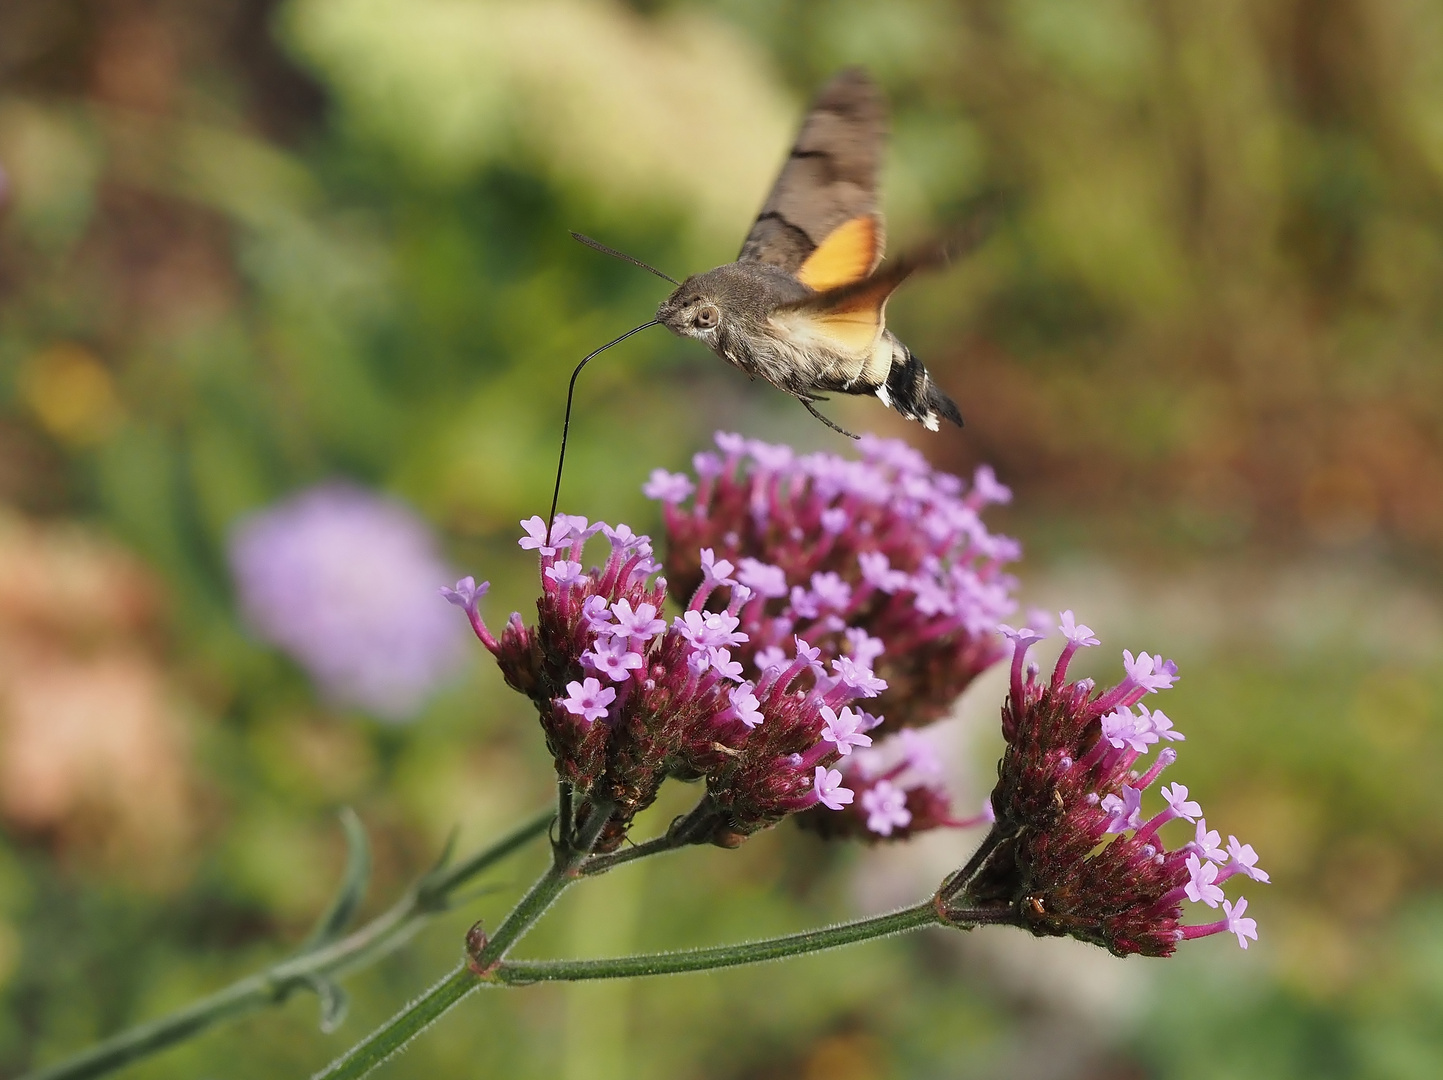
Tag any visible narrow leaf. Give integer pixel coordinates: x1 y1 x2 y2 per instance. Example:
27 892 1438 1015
303 808 372 952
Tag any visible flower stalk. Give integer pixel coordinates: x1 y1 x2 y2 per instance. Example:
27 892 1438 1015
491 900 947 983
23 806 557 1080
311 799 618 1080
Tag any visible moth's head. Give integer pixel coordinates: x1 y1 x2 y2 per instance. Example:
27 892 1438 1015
656 272 729 342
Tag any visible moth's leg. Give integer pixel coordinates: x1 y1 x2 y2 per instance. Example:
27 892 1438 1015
796 395 861 439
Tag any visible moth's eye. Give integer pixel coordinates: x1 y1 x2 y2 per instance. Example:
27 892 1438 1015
694 305 720 330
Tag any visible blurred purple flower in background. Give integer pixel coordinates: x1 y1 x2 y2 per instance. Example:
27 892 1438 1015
228 483 466 720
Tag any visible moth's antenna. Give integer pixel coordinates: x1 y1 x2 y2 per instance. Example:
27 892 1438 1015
548 319 661 531
570 232 680 285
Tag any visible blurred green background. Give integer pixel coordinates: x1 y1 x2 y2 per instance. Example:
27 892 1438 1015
3 0 1443 1077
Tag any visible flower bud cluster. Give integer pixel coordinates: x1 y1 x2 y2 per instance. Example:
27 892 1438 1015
443 514 891 850
943 613 1266 956
646 433 1019 731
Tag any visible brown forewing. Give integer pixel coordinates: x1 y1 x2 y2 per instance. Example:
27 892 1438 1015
736 68 888 275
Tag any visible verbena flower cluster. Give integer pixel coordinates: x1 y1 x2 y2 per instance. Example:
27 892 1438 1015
648 433 1019 731
229 483 466 720
444 435 1018 852
443 435 1264 953
445 517 888 851
943 613 1266 955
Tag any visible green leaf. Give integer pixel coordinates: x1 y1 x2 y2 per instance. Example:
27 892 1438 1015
302 808 372 952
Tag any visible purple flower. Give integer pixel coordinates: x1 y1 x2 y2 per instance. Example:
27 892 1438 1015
561 677 616 725
1185 853 1225 907
844 628 885 668
1101 785 1143 833
1139 703 1184 742
999 623 1045 646
603 597 663 641
651 432 1019 730
1102 706 1157 755
1223 897 1258 948
934 624 1262 957
899 728 942 778
727 683 765 728
228 483 466 721
1161 783 1202 823
448 511 902 849
753 646 786 673
735 557 789 598
642 469 695 504
808 571 853 610
674 610 747 650
693 451 723 478
699 548 736 587
813 767 854 810
1123 649 1179 693
602 522 650 556
704 647 745 682
607 599 667 641
861 779 913 836
544 560 587 587
820 706 873 756
970 465 1012 506
830 656 887 697
1059 609 1099 647
519 515 560 555
1192 820 1228 863
858 552 908 593
585 637 645 683
1227 837 1270 883
440 576 488 614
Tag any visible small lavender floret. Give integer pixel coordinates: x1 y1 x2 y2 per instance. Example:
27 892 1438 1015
642 469 695 504
562 678 616 725
1184 853 1225 907
1226 836 1271 882
861 779 913 836
819 706 873 756
1223 898 1258 948
813 767 854 810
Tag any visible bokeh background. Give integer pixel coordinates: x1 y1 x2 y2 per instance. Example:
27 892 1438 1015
3 0 1443 1077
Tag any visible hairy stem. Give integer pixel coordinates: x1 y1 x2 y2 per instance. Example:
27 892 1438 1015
579 832 678 875
492 900 945 984
310 801 617 1080
23 807 555 1080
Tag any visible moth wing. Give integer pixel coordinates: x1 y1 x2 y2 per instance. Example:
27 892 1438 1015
780 209 998 350
778 242 942 344
738 68 888 276
795 213 885 292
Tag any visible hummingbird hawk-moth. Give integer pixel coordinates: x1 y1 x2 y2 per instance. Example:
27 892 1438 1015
550 69 985 525
651 67 970 436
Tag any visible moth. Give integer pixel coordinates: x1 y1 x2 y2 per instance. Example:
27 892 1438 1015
655 67 971 436
552 69 983 523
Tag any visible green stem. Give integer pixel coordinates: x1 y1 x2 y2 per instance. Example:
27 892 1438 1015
579 832 677 875
494 900 945 984
311 802 616 1080
579 796 719 876
23 807 555 1080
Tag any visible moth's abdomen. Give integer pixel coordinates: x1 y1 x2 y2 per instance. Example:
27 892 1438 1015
876 332 963 432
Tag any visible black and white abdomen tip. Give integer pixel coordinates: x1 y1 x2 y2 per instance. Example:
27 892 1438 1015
876 333 963 431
